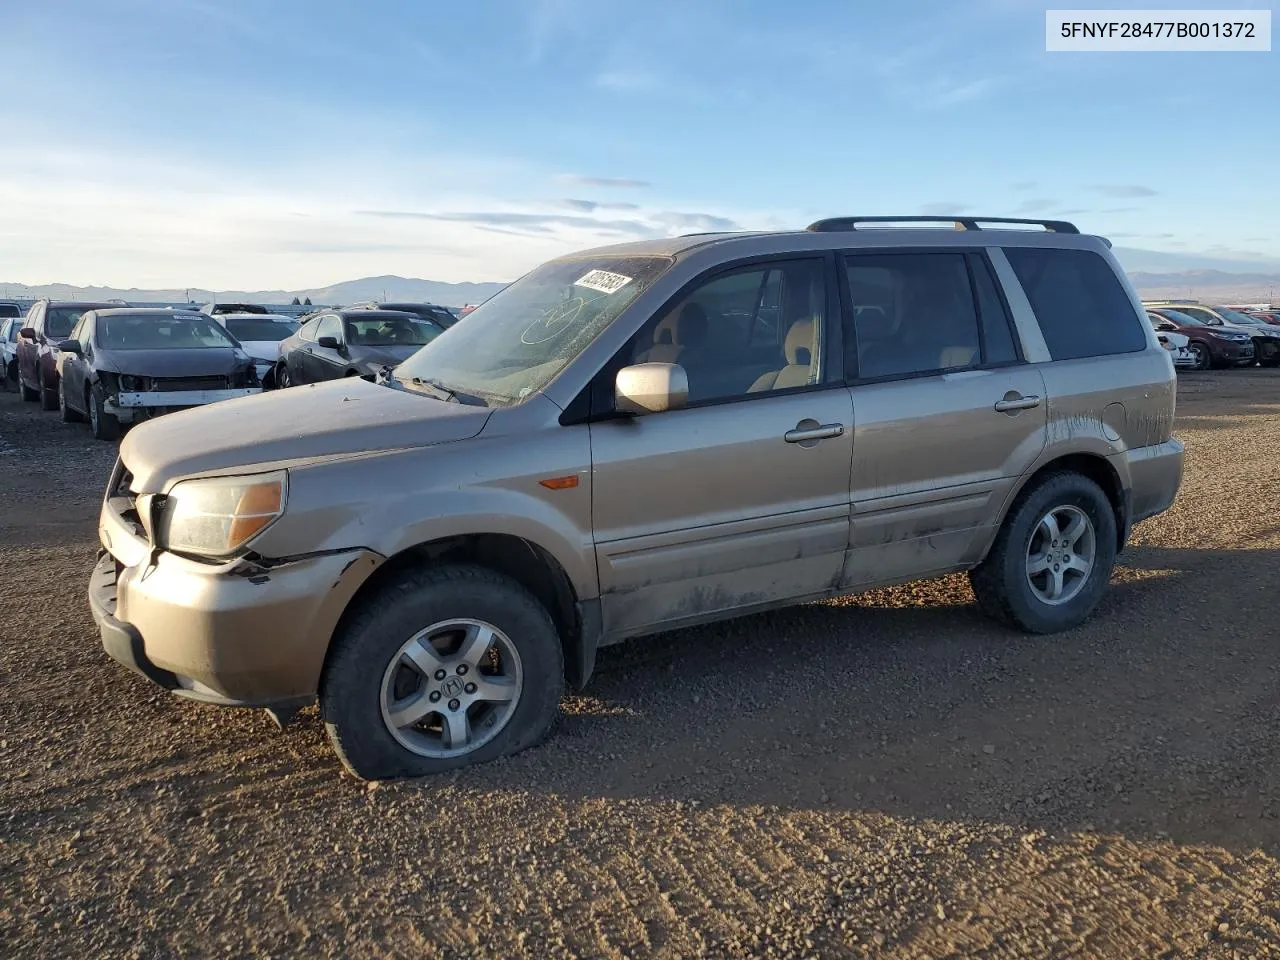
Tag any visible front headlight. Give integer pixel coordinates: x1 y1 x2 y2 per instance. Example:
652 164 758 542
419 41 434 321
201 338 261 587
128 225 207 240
158 471 288 558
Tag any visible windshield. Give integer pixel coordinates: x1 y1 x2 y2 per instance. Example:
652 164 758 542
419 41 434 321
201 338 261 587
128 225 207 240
224 317 298 342
344 315 442 347
1158 309 1205 326
47 307 92 339
1214 306 1261 325
393 255 674 405
388 305 457 327
98 315 239 350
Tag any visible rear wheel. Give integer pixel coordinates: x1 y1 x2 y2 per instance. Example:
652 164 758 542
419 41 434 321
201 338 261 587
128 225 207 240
321 564 564 780
58 378 83 423
88 387 120 441
969 472 1117 634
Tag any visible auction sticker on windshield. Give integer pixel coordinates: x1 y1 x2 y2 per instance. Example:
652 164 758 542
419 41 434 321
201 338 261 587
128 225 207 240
574 269 633 295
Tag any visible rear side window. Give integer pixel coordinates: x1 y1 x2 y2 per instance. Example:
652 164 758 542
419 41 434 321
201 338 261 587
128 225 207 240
1004 247 1147 361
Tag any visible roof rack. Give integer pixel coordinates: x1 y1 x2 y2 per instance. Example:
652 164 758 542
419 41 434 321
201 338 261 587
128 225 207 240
805 216 1080 234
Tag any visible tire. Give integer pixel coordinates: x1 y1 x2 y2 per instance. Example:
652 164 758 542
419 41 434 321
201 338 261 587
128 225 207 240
88 387 120 441
19 374 37 401
1187 341 1211 370
39 376 58 411
969 472 1117 634
320 564 565 780
275 362 292 389
58 378 83 423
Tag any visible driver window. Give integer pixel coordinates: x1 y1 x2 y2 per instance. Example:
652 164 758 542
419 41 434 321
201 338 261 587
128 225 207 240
626 259 828 405
316 315 343 342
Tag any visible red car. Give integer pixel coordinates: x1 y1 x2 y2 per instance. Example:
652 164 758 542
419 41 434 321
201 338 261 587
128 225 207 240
15 300 119 409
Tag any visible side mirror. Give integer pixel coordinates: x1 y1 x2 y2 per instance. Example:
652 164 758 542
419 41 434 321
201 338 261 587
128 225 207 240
317 335 341 349
19 327 35 340
55 339 82 354
614 362 689 415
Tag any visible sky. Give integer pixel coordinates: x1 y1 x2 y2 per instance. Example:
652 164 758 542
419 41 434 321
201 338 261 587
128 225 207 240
1 0 1277 289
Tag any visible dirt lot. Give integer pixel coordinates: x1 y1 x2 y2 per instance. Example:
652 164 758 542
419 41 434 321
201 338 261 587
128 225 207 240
3 371 1280 959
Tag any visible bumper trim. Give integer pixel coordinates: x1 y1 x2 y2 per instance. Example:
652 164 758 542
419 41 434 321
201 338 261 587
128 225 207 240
89 552 180 691
111 387 262 409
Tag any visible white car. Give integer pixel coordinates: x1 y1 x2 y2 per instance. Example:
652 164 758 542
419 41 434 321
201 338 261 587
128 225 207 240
1145 314 1195 368
208 312 300 388
0 316 23 389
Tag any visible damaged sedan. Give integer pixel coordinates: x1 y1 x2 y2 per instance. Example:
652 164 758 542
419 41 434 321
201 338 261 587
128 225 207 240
55 308 263 440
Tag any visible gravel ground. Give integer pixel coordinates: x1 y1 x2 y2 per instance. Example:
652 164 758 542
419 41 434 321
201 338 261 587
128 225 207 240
3 371 1280 959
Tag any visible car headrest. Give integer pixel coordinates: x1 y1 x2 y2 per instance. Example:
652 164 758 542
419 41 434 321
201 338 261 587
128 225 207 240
784 318 815 365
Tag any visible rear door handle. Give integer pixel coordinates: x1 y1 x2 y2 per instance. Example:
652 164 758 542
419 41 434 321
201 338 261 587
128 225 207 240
993 394 1042 413
784 422 845 443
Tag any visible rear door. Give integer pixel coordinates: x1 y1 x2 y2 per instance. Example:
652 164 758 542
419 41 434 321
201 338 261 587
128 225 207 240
589 256 854 638
839 250 1048 588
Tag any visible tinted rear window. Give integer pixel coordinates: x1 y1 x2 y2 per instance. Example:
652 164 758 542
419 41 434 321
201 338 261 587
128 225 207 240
1004 248 1147 361
0 304 20 319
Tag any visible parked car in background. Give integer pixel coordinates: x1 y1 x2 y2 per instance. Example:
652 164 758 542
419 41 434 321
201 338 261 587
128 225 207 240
1144 313 1195 368
200 301 269 317
1146 307 1256 370
1145 299 1280 367
90 216 1184 779
275 309 444 387
346 300 459 329
55 308 263 440
0 301 23 320
15 299 121 408
207 312 299 388
0 317 22 390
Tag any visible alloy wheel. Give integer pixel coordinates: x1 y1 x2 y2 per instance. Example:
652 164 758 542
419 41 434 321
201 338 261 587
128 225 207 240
1025 505 1096 606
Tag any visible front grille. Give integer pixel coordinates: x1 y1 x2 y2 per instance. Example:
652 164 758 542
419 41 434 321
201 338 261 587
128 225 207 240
147 375 229 391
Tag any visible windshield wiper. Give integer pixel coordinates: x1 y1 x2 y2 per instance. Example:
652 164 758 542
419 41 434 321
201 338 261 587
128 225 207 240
405 376 488 407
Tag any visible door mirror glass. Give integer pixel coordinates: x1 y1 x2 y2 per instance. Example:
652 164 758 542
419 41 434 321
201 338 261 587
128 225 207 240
317 335 340 349
55 339 81 354
614 362 689 415
19 327 35 340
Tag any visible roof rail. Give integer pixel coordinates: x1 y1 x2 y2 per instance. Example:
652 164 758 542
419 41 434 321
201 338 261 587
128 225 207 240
805 216 1080 234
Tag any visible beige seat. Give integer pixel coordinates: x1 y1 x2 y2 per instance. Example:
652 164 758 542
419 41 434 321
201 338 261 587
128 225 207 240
939 345 977 368
748 318 817 392
636 303 705 365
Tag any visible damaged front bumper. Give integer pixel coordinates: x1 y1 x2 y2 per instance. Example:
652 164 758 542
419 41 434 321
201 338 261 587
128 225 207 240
90 500 383 707
105 387 262 420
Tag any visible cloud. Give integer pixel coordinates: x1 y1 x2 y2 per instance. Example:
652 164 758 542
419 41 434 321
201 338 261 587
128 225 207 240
652 211 741 232
1093 184 1158 198
1057 208 1091 215
556 174 651 189
1012 198 1058 215
918 202 973 215
933 77 1001 106
1101 206 1139 214
1012 181 1038 191
560 198 640 212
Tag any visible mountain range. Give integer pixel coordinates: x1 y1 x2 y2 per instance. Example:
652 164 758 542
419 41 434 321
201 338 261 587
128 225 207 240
3 251 1279 308
0 275 509 308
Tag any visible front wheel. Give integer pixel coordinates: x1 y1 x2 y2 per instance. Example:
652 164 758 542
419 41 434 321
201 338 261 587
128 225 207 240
320 564 565 780
1187 341 1211 370
275 361 292 389
39 376 58 411
88 387 120 441
969 472 1117 634
19 373 38 402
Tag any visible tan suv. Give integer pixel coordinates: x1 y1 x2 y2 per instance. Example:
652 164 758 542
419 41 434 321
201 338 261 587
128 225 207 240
89 216 1184 779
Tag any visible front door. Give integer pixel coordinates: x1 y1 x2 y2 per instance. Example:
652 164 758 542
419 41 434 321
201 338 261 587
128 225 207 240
590 256 854 638
306 314 347 381
838 249 1049 588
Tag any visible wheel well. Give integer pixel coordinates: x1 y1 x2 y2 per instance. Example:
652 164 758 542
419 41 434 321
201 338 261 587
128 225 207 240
329 533 582 680
1014 454 1127 551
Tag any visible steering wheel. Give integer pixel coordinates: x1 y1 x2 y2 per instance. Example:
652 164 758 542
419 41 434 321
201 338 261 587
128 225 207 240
521 297 586 345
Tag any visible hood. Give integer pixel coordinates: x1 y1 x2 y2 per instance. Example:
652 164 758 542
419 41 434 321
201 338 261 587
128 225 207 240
96 347 252 377
351 344 423 370
119 376 492 492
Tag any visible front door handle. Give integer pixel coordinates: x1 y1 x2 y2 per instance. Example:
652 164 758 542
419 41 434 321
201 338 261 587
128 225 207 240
994 393 1042 413
784 421 845 444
